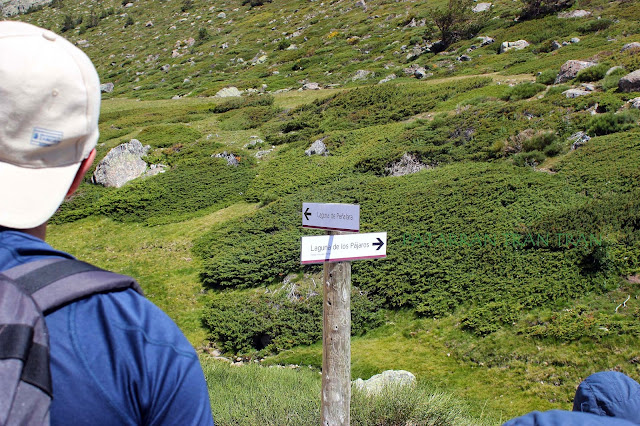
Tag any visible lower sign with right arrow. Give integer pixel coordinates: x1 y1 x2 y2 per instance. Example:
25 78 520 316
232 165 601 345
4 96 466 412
300 232 387 264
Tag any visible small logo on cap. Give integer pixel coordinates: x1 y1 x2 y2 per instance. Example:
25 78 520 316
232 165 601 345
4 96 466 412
31 127 63 147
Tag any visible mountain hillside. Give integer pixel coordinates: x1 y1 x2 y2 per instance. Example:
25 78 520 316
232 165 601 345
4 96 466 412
10 0 640 423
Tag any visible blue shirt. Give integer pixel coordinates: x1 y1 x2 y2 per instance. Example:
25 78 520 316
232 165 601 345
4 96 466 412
0 230 214 426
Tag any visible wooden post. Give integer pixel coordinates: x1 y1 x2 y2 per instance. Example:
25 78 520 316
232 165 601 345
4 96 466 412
321 233 351 426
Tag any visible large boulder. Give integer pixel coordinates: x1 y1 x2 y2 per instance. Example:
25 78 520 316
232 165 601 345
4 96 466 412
618 70 640 93
472 2 492 12
92 140 151 188
555 60 597 84
352 70 374 81
352 370 416 395
100 82 115 93
386 153 428 176
305 138 328 156
215 87 242 97
499 40 529 53
558 9 591 18
621 42 640 52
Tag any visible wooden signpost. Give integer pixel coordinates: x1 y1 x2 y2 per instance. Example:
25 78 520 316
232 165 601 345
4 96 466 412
300 203 386 426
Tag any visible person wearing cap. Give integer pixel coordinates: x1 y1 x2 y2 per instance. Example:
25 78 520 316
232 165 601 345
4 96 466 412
0 21 214 425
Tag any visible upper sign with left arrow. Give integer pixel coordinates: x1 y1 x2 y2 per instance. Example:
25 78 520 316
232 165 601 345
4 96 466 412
302 202 360 232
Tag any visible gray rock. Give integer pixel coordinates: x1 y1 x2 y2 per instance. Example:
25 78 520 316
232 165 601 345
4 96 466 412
551 40 562 51
477 36 495 47
302 82 321 90
458 54 472 62
145 163 168 177
629 97 640 109
499 40 529 53
385 153 427 176
352 70 374 81
353 370 416 395
569 131 591 150
570 37 581 44
555 60 597 84
214 151 239 166
145 21 153 27
619 70 640 92
160 64 171 72
215 87 242 97
305 138 327 156
414 67 430 79
563 89 591 98
100 82 115 93
91 140 151 188
217 12 226 18
355 0 366 10
472 2 491 12
378 74 397 84
558 9 591 18
621 42 640 52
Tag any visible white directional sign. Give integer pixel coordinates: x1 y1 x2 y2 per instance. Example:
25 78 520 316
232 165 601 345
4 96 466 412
302 202 360 232
300 232 386 264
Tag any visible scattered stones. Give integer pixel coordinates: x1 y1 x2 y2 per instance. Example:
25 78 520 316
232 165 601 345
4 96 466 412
305 138 328 156
499 40 530 53
244 136 265 148
255 149 274 159
378 73 397 84
100 82 115 93
352 69 374 81
76 39 90 48
352 370 416 395
472 2 492 12
214 151 239 166
160 64 171 72
251 51 268 65
570 37 581 44
558 9 591 18
355 0 366 11
569 131 591 150
458 54 471 62
91 139 150 188
215 86 242 97
629 97 640 109
385 153 428 176
618 70 640 93
146 54 159 63
550 40 562 51
621 42 640 52
555 60 597 84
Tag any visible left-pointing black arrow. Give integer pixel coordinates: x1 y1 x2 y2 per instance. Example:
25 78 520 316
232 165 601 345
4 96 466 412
304 207 311 221
373 237 384 250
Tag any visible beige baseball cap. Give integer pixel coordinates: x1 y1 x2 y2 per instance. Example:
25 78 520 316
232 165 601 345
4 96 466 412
0 21 100 229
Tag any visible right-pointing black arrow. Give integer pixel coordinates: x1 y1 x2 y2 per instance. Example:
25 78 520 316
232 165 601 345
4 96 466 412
373 237 384 250
304 207 311 221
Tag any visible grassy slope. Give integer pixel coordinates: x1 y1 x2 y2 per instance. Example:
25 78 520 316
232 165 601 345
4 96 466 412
16 0 640 422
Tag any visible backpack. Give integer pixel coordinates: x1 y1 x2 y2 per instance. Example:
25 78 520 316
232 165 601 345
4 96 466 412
0 258 143 426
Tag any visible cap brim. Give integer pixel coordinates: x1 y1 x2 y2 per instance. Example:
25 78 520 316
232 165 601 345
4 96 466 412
0 161 80 229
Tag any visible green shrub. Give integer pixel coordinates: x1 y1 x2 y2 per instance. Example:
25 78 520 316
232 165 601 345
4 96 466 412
587 110 638 136
578 18 613 34
501 82 546 101
202 286 383 355
462 302 521 336
575 64 608 83
512 150 546 166
522 130 557 152
136 124 202 148
537 69 558 85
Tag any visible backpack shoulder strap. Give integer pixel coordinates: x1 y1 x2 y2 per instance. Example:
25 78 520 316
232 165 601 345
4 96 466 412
3 258 144 315
0 273 51 425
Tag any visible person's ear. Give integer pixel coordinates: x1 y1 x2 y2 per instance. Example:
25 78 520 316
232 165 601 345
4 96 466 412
66 148 97 197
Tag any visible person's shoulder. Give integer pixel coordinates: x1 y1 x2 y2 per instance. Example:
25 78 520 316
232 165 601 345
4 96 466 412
503 410 639 426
